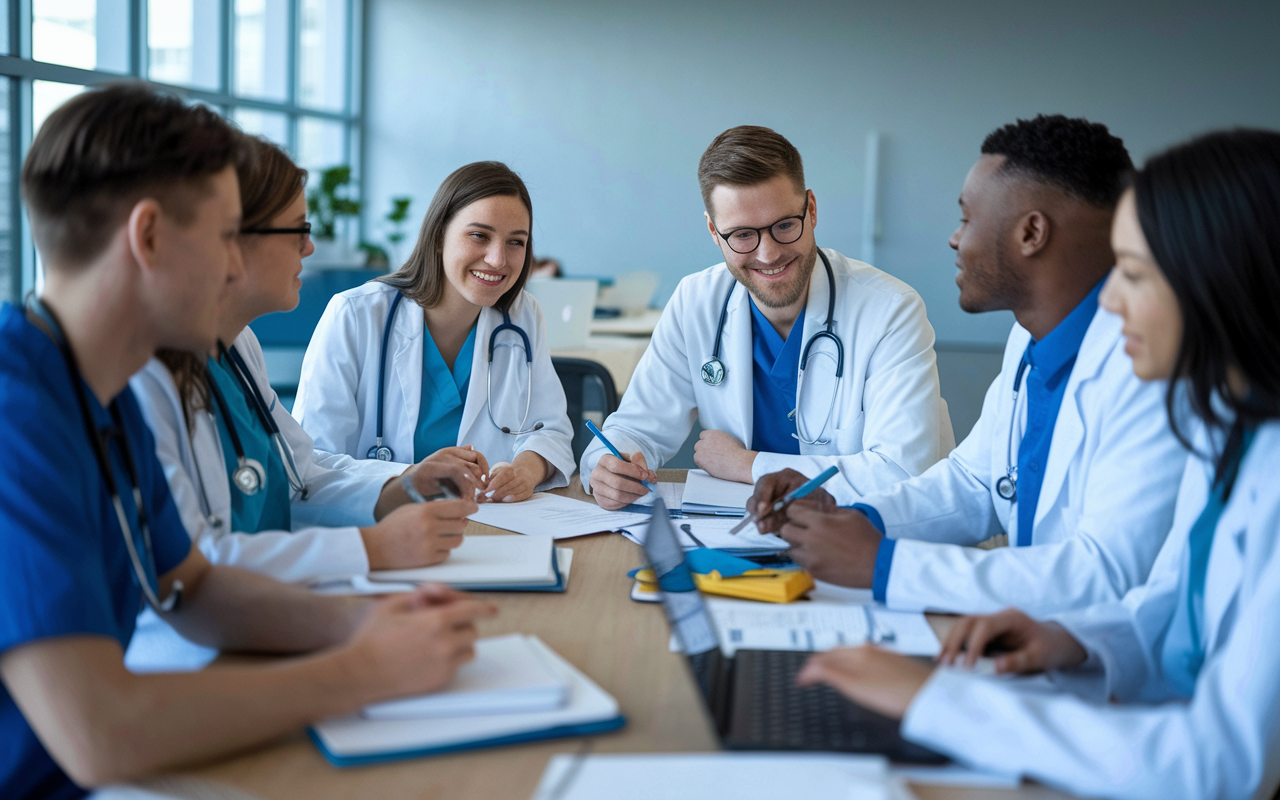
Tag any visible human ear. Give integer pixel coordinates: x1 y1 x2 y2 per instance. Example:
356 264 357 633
125 199 163 275
1019 210 1050 257
705 210 719 244
807 189 817 230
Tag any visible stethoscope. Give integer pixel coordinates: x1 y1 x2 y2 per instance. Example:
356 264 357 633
701 250 845 446
28 297 182 613
204 341 309 502
366 292 542 461
996 356 1031 502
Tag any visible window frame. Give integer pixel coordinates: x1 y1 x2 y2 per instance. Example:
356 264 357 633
0 0 364 302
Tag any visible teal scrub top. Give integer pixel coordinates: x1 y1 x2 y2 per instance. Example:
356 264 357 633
413 323 477 462
208 356 292 533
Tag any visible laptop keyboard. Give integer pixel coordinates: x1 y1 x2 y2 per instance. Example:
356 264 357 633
727 649 946 762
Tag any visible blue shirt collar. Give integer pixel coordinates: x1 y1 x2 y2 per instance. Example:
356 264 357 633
1026 279 1104 378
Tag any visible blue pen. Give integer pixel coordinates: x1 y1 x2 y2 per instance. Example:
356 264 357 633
729 465 840 534
585 420 656 492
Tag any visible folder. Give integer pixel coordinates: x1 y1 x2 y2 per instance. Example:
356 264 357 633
309 635 625 766
680 470 754 516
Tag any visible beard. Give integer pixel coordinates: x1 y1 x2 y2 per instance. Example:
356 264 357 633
729 242 819 310
957 235 1025 314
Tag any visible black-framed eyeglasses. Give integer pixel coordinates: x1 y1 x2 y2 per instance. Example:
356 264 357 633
713 197 809 254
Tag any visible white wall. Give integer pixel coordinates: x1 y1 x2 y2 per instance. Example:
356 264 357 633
363 0 1280 345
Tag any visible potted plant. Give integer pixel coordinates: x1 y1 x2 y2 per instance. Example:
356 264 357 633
306 165 365 267
360 196 414 270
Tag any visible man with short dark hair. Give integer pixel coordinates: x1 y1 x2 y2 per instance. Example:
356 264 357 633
751 115 1189 615
583 125 953 509
0 84 495 800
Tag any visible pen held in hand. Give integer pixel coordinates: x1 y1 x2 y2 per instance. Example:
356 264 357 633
584 420 656 492
729 465 840 535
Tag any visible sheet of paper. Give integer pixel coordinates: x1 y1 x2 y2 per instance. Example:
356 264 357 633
468 492 651 538
370 535 554 586
531 753 904 800
680 469 754 513
619 516 788 551
667 598 939 657
891 763 1020 789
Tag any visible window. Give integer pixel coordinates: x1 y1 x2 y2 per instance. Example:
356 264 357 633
0 0 363 304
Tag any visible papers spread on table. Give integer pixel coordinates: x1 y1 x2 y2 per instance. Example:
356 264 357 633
669 597 940 657
469 492 651 538
530 753 916 800
619 515 788 553
311 635 623 765
362 634 568 720
680 469 755 515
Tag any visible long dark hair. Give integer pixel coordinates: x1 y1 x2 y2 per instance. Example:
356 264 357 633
378 161 533 311
158 134 307 426
1133 129 1280 476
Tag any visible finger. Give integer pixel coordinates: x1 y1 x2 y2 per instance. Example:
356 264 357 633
434 599 500 627
628 451 657 482
961 617 1005 669
423 498 478 521
598 466 651 496
795 653 830 687
470 449 491 480
939 616 978 665
413 582 467 606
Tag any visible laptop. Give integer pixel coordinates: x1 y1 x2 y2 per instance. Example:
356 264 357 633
642 498 947 763
525 278 599 349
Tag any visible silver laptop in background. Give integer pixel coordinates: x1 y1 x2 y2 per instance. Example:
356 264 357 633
525 278 599 349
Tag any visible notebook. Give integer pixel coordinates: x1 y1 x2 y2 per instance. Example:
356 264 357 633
362 634 568 720
367 535 566 591
310 635 625 766
680 469 755 516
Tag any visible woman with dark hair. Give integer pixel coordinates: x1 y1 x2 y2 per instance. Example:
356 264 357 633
294 161 576 502
786 130 1280 798
131 136 478 586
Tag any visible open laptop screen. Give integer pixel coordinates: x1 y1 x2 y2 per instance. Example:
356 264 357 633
642 499 719 656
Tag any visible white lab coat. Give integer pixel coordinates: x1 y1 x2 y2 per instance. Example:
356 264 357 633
293 280 576 489
902 420 1280 800
864 308 1188 615
130 327 404 584
580 248 954 498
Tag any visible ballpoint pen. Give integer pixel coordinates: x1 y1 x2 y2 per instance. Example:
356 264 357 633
584 420 656 491
400 472 461 503
729 465 840 534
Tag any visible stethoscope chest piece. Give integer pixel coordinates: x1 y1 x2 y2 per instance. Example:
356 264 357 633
996 473 1017 502
232 458 266 496
367 441 394 461
701 357 726 386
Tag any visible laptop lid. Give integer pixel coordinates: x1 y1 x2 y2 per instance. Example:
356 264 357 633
641 498 720 657
525 278 598 349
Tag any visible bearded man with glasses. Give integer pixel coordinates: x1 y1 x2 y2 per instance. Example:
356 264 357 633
582 125 954 509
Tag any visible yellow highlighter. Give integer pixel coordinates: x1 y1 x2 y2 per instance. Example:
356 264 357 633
631 566 813 604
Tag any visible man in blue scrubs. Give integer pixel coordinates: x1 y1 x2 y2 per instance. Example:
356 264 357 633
0 85 495 800
751 116 1188 615
585 126 954 509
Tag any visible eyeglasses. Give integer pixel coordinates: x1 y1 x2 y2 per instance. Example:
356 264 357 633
713 197 809 255
240 222 312 252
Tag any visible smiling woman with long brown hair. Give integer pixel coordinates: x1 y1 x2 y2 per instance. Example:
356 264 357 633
293 161 576 503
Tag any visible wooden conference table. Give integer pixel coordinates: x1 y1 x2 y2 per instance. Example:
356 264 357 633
180 471 1068 800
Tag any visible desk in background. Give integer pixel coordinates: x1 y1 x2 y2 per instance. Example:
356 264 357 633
178 471 1069 800
589 308 663 338
551 335 650 395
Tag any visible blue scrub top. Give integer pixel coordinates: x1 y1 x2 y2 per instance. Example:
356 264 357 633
748 297 804 456
413 323 476 463
1014 280 1103 547
0 303 191 800
208 355 291 534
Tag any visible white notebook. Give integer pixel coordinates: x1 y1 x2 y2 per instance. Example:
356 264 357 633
362 634 568 720
368 535 558 589
311 635 623 764
680 469 755 515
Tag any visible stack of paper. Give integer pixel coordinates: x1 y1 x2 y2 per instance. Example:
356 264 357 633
363 635 568 720
469 493 651 537
310 635 625 766
680 470 755 516
620 516 788 553
367 535 568 592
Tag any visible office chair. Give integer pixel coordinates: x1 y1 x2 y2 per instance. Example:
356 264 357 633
551 357 619 464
